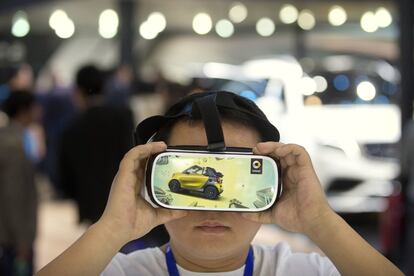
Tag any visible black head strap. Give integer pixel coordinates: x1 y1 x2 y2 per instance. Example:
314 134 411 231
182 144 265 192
193 94 226 151
134 91 280 148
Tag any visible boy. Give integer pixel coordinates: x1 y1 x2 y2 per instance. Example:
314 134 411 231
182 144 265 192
38 91 402 275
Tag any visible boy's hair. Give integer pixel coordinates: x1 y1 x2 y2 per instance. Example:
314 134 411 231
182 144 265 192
76 65 104 96
152 108 265 143
2 90 35 118
134 91 279 146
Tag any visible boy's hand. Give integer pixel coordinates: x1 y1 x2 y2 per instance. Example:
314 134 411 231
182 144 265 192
242 142 334 235
97 142 187 245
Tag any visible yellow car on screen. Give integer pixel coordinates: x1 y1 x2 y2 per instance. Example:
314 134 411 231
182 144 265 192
168 165 224 199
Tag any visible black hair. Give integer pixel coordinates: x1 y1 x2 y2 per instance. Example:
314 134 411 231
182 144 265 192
135 91 279 146
76 64 104 96
152 108 264 143
2 90 36 118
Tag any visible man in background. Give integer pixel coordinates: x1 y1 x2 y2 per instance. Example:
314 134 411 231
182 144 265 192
59 64 134 224
0 91 40 276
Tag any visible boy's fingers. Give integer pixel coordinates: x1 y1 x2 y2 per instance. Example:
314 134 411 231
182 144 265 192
253 142 285 166
119 142 167 172
254 143 297 166
275 144 304 156
284 165 300 186
256 143 312 167
284 154 297 167
113 142 167 191
279 158 288 169
253 142 285 155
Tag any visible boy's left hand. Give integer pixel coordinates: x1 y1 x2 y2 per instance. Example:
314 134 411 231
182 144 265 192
242 142 335 235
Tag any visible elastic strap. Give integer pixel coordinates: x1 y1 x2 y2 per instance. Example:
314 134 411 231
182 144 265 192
193 94 226 151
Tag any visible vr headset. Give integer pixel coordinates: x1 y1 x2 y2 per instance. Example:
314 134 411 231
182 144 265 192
134 91 282 212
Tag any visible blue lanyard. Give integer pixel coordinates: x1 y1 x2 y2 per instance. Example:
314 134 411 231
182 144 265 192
165 245 254 276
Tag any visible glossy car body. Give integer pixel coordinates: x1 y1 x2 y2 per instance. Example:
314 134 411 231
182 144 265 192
168 165 223 199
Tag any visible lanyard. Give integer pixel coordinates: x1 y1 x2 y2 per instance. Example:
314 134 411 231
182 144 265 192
165 245 254 276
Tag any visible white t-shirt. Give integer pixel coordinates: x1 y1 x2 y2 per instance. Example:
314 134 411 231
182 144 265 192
101 242 340 276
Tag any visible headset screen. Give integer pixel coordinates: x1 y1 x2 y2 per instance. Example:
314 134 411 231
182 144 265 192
147 151 280 211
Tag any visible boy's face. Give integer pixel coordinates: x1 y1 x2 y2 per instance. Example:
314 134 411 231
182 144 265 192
165 120 262 260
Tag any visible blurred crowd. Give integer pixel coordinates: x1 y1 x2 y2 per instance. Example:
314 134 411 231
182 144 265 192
0 62 200 275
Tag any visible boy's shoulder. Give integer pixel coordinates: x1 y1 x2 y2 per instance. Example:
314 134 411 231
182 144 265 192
101 243 339 276
253 242 339 276
102 247 166 276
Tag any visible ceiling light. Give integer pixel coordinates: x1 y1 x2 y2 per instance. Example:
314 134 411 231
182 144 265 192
193 13 212 35
11 11 30 37
328 6 347 26
375 7 392 28
298 9 315 30
215 19 234 38
279 4 298 24
256 17 275 37
99 9 119 39
229 2 248 23
361 11 378 33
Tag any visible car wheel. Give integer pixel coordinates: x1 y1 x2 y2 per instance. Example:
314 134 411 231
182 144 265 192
169 180 181 193
204 186 218 199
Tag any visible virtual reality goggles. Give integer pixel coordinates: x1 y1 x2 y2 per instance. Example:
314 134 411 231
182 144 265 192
135 91 281 212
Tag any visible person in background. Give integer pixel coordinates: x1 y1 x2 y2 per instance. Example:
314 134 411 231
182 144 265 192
0 91 41 276
37 83 75 198
0 63 45 165
59 64 134 224
0 64 34 105
8 64 34 92
104 64 133 108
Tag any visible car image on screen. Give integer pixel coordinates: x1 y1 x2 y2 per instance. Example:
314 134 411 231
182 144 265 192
168 165 224 200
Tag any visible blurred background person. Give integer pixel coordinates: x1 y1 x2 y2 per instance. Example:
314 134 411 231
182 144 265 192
104 64 133 108
0 64 34 105
58 64 134 225
0 63 45 166
0 90 41 276
37 73 76 198
8 64 34 92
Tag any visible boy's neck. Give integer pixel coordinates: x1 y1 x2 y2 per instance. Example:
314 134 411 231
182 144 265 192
162 243 251 273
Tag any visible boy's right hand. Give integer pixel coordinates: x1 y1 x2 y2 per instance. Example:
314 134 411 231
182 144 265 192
242 142 334 236
97 142 187 245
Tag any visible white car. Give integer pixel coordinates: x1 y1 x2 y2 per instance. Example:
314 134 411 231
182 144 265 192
248 56 400 213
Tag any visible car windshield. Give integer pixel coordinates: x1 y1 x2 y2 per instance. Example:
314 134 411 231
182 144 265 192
183 165 203 174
